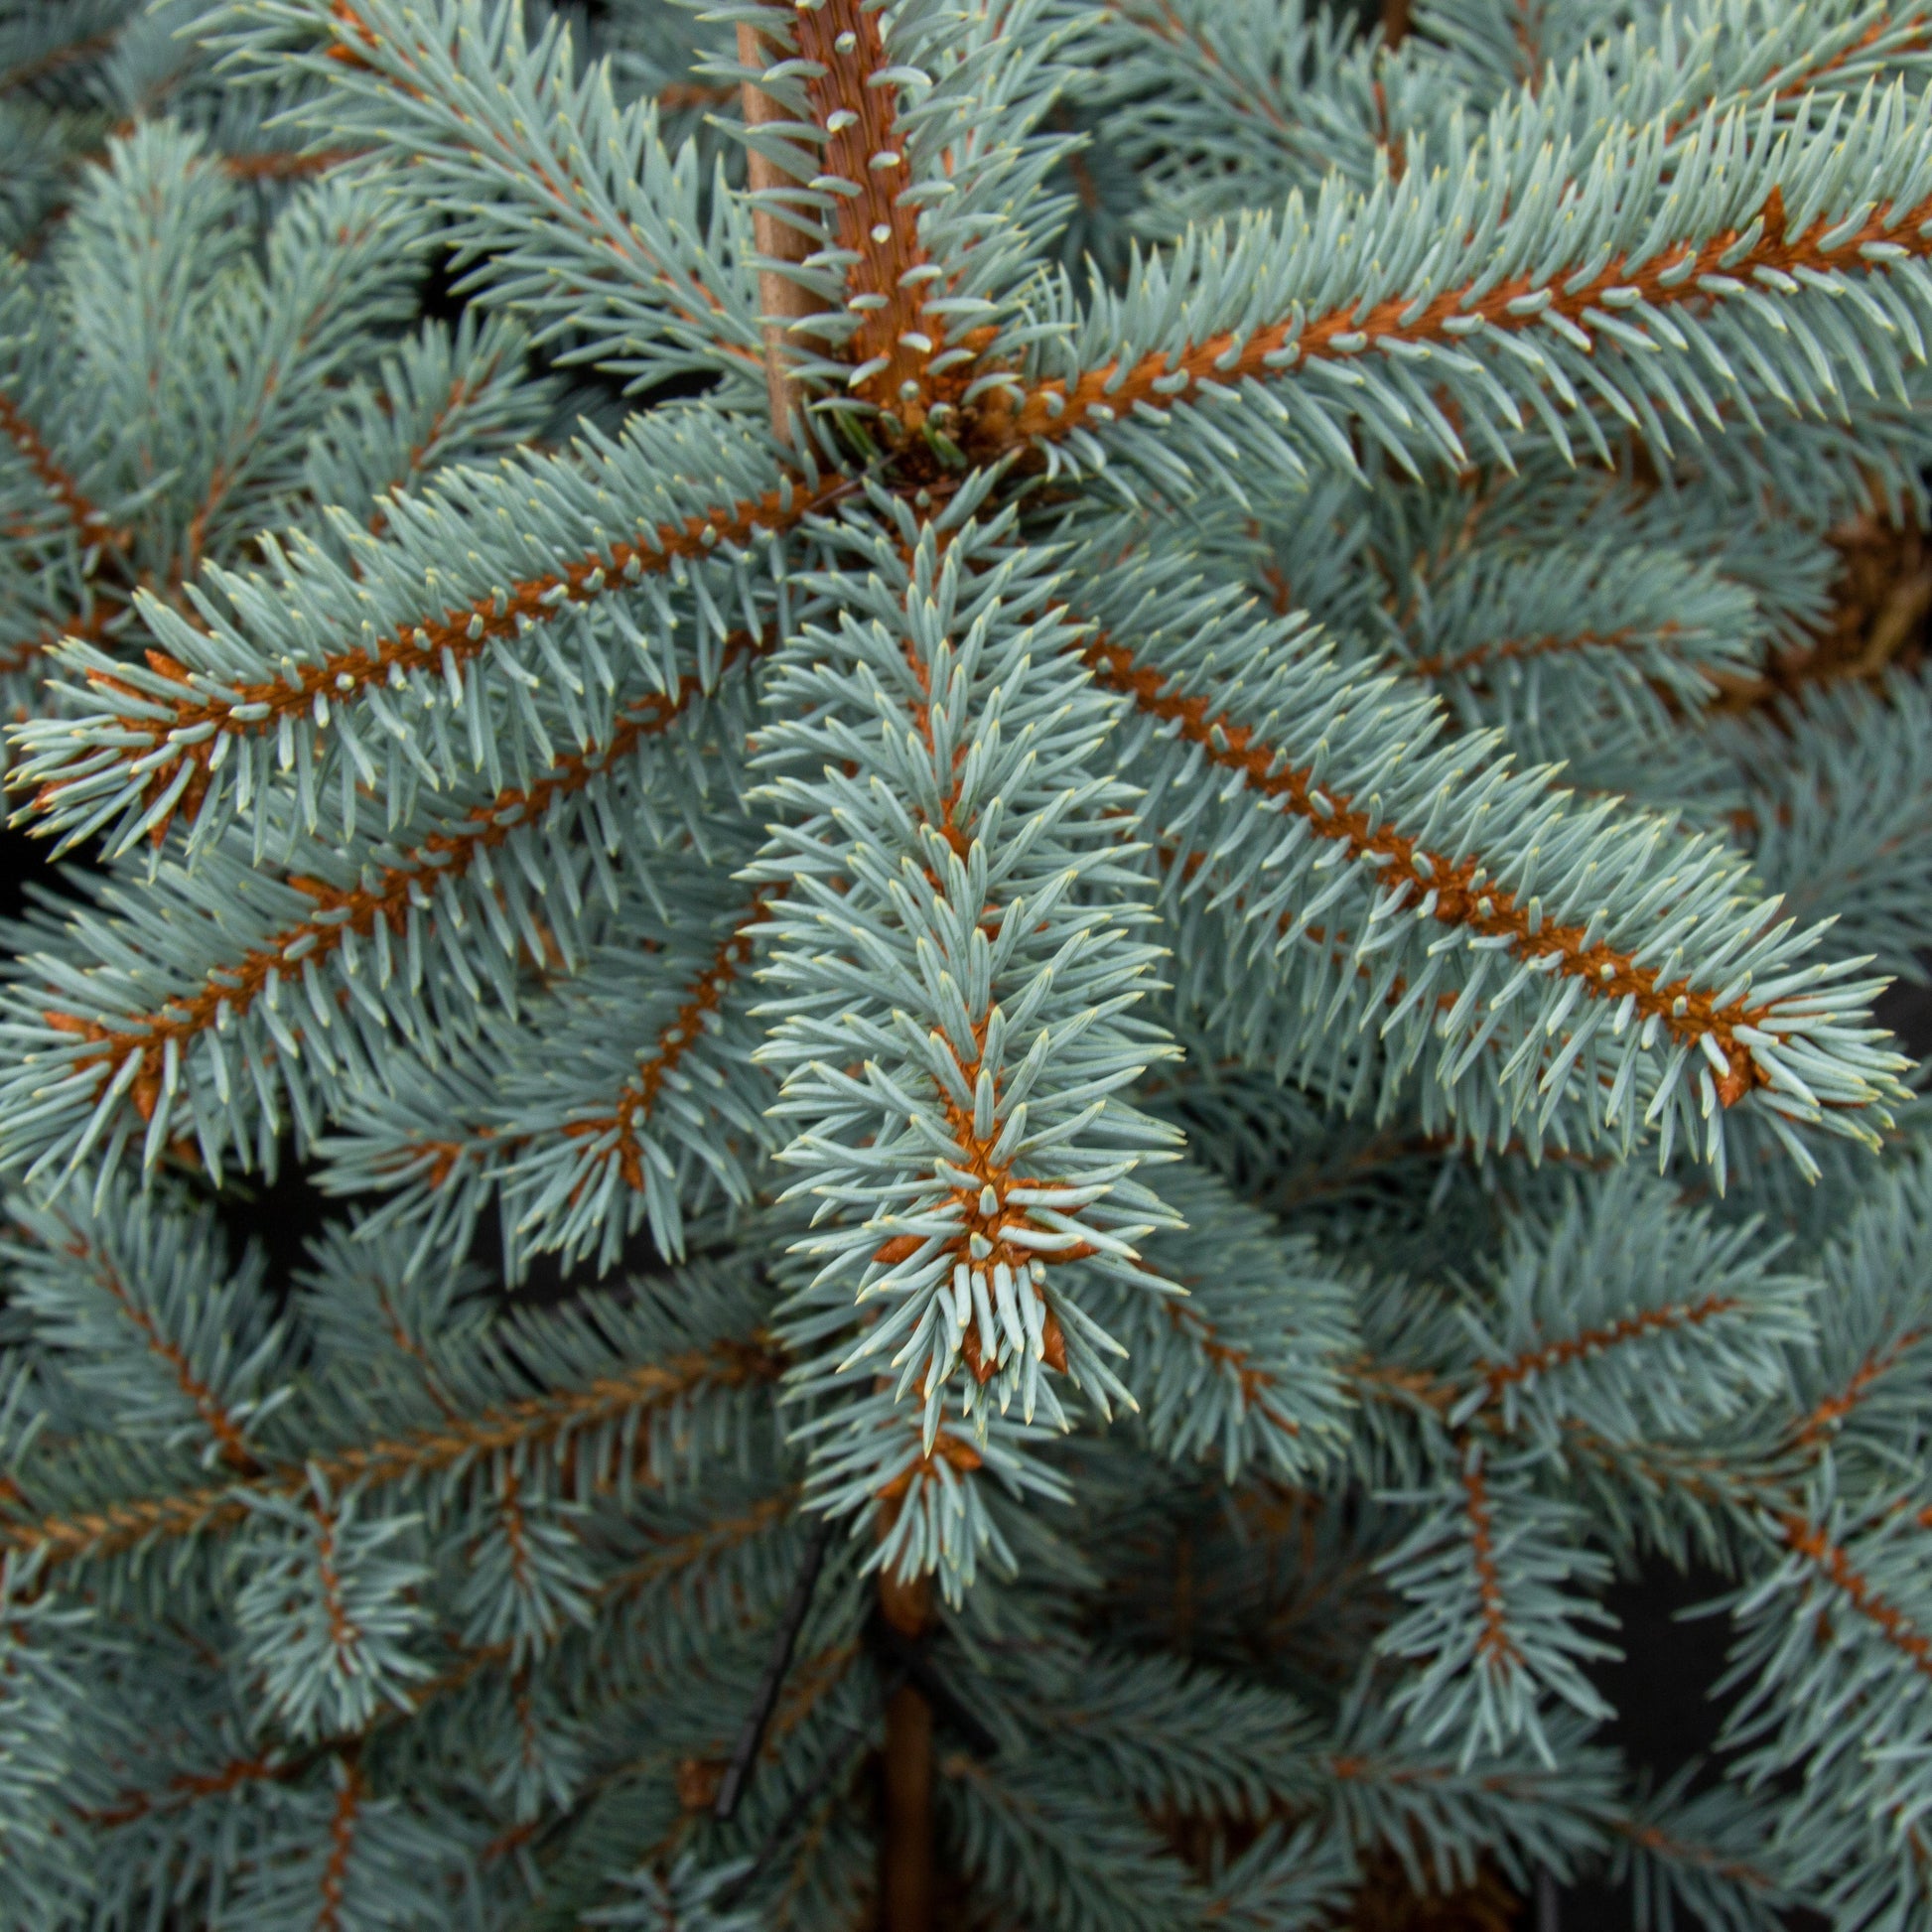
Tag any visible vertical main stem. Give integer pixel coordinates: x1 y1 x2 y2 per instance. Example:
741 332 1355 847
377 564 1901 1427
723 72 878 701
878 1565 934 1932
881 1683 935 1930
737 23 822 440
741 10 930 1906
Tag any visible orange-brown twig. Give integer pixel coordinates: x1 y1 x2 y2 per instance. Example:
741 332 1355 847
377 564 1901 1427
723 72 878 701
1478 1294 1745 1404
1778 1512 1932 1679
0 390 123 551
0 1336 782 1572
1079 628 1772 1105
976 187 1930 464
42 634 767 1126
50 480 836 844
559 894 772 1190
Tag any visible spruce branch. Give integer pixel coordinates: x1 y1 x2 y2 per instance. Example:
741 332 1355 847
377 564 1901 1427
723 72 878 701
747 501 1184 1572
1640 3 1932 152
80 1481 814 1892
0 388 125 556
1604 1777 1791 1932
1769 1506 1932 1680
2 634 770 1190
9 2 1932 1922
21 1242 264 1476
315 309 556 549
12 459 838 852
704 0 1084 443
5 1178 288 1475
1101 2 1932 240
1075 611 1906 1170
1094 1160 1356 1482
1791 1322 1931 1447
254 0 772 394
0 19 124 98
308 866 778 1275
0 1331 781 1572
978 96 1932 480
735 0 939 424
542 889 775 1199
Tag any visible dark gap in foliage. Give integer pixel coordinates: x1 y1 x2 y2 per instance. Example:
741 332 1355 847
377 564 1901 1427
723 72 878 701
1563 1563 1732 1932
416 240 472 331
1875 965 1932 1060
468 1209 687 1311
0 818 98 926
202 1157 339 1309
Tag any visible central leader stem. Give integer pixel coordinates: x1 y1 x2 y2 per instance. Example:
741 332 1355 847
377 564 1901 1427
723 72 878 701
738 28 936 1918
877 1564 935 1932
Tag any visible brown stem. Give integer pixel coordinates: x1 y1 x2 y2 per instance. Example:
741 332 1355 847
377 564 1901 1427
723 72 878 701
881 1681 934 1931
789 0 937 423
1382 0 1413 43
737 23 823 440
878 1564 934 1932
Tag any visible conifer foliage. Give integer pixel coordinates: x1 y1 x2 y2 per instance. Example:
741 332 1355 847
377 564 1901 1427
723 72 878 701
6 0 1932 1925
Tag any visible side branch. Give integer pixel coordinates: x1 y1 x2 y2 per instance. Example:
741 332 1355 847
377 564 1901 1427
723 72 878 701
0 389 122 551
325 0 761 362
1791 1327 1930 1446
35 477 843 841
1607 1816 1782 1897
1160 1297 1305 1442
82 1489 803 1842
82 1249 263 1475
41 637 767 1124
79 1751 295 1832
1080 632 1773 1103
1663 6 1932 142
985 185 1932 457
1461 1459 1518 1667
1478 1293 1746 1402
1408 622 1681 682
559 893 774 1191
316 1757 362 1932
0 1336 783 1572
0 30 118 94
364 882 779 1243
1778 1513 1932 1680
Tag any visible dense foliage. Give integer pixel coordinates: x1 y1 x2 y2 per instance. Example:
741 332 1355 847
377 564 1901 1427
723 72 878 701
5 0 1932 1926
